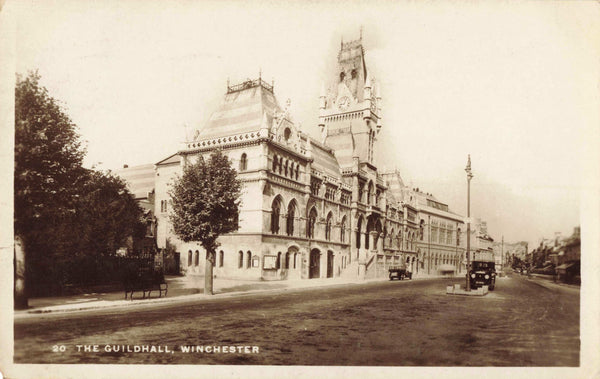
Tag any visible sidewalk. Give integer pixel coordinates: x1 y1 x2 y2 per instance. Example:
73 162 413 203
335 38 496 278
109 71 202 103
16 273 451 316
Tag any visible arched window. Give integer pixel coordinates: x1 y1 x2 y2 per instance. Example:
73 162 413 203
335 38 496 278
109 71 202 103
293 252 297 269
219 250 224 267
194 250 200 266
238 251 243 268
286 201 296 236
271 197 281 234
239 153 247 171
188 250 192 266
272 154 278 172
284 127 291 141
307 207 317 239
340 216 347 243
276 252 282 269
325 212 333 240
247 251 252 268
285 252 290 269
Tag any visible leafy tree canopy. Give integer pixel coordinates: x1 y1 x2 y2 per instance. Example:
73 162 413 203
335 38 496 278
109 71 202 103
169 150 242 254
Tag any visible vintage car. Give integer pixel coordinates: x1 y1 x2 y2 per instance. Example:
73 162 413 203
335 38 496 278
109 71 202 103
389 266 412 280
468 261 496 290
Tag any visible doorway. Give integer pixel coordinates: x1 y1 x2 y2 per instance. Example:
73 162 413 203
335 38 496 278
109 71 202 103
327 251 334 278
309 249 320 279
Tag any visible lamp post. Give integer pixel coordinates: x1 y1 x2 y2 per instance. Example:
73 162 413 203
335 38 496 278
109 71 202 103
465 155 473 291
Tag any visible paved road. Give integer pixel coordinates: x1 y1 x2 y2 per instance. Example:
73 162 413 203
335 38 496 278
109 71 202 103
14 274 579 366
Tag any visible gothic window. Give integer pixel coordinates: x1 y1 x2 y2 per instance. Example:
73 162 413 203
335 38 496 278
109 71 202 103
194 250 200 266
239 153 247 171
271 197 282 234
284 160 288 176
238 251 243 268
325 212 333 240
188 250 193 266
279 157 283 175
310 178 321 196
340 216 347 243
295 165 299 180
286 201 296 236
325 185 336 201
247 251 252 268
307 207 317 239
272 154 278 172
219 250 224 267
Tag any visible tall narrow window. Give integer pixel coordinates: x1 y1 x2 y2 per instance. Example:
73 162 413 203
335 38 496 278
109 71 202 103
219 250 224 267
247 251 252 268
239 153 247 171
293 252 297 269
188 250 193 266
276 252 282 269
340 216 347 243
194 250 199 266
356 217 362 249
238 251 243 268
271 198 281 234
307 207 317 239
286 201 296 236
325 212 333 240
285 252 290 269
272 154 278 172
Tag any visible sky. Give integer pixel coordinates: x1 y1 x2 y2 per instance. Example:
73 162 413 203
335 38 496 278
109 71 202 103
7 0 600 248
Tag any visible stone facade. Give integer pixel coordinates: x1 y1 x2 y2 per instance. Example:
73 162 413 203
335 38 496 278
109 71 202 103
153 34 466 280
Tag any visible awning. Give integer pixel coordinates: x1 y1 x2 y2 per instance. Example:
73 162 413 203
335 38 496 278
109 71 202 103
556 262 576 271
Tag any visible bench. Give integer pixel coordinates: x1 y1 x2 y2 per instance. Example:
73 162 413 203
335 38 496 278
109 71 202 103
123 270 168 300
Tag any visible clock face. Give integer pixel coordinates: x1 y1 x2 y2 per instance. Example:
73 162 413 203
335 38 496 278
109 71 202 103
337 96 350 111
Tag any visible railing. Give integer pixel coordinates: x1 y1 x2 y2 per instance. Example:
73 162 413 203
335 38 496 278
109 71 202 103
227 78 273 94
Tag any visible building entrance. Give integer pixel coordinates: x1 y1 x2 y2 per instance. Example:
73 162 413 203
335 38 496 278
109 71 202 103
327 251 334 278
309 249 320 279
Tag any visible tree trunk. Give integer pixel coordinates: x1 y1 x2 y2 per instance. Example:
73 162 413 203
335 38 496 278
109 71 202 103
205 250 215 295
14 235 28 309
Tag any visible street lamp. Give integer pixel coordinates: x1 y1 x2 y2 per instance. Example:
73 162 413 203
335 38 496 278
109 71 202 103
465 155 473 291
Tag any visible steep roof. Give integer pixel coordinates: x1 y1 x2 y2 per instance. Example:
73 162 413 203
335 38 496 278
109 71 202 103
309 138 342 181
113 164 155 199
195 79 282 141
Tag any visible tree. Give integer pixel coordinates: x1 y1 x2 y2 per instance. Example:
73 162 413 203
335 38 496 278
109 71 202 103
169 150 242 295
14 71 147 297
15 71 87 298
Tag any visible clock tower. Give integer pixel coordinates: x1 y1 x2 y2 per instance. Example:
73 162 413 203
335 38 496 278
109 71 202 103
320 33 381 167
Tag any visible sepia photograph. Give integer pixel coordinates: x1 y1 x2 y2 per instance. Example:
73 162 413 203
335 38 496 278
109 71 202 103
1 0 599 378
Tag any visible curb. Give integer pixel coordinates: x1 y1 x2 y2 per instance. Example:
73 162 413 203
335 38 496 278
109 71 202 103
15 275 452 317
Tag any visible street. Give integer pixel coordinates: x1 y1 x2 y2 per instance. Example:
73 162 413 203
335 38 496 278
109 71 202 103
14 274 579 366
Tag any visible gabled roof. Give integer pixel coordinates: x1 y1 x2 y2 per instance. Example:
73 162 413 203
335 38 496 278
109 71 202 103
195 80 282 141
156 153 181 166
